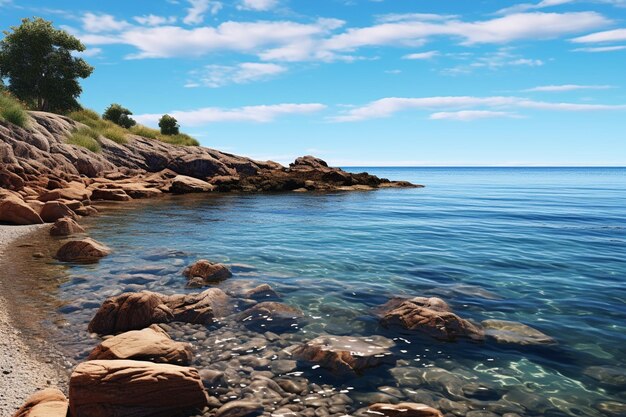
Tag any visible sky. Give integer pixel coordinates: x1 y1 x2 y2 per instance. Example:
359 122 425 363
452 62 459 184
1 0 625 166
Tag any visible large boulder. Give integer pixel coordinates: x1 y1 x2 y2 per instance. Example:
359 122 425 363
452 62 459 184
164 287 233 324
12 388 68 417
169 175 215 193
38 184 91 202
55 237 111 263
49 216 85 236
237 301 304 332
482 319 556 346
293 335 395 374
362 403 443 417
289 155 330 171
39 201 76 222
69 360 209 417
378 297 484 342
88 325 193 365
88 291 173 335
183 259 232 285
91 187 132 201
0 194 43 225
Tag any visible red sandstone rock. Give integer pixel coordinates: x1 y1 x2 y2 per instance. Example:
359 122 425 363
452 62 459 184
39 200 76 222
0 194 43 225
183 259 232 284
55 238 111 263
365 403 443 417
50 216 85 236
169 175 215 193
12 388 68 417
91 187 132 201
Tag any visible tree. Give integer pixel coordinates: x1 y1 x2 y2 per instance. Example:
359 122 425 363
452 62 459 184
103 103 136 128
158 114 179 135
0 18 93 113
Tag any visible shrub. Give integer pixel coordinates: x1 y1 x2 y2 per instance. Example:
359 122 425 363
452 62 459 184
103 104 136 128
0 92 29 128
67 127 101 152
158 114 179 135
129 124 159 139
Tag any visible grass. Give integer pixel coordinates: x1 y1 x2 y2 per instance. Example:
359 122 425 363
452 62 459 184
130 124 200 146
129 124 159 139
67 109 128 145
67 127 101 152
0 93 29 128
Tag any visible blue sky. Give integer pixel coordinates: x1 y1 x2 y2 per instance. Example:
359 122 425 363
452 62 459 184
1 0 625 166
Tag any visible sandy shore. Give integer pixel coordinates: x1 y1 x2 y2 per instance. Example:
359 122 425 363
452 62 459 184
0 225 63 415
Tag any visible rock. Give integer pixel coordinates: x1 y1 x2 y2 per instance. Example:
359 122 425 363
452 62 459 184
363 403 443 417
164 288 233 324
594 401 626 417
183 259 232 284
482 319 556 346
88 325 193 365
50 216 85 236
293 335 395 374
244 284 280 300
289 156 330 171
55 237 111 263
170 175 215 193
91 188 132 201
215 400 263 417
88 291 173 334
12 388 68 417
238 301 304 332
38 185 90 202
199 369 227 388
584 366 626 388
0 194 44 225
69 359 209 417
39 201 76 222
378 297 484 342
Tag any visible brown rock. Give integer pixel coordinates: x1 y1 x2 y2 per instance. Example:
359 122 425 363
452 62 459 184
378 297 484 342
88 291 173 335
293 335 395 374
91 188 132 201
164 288 233 324
118 183 162 199
365 403 443 417
289 155 330 171
238 301 304 332
50 216 85 236
169 175 215 193
38 185 90 202
12 388 68 417
482 319 556 346
39 201 76 222
183 259 232 284
0 194 43 225
215 400 263 417
55 238 110 263
74 205 98 216
88 325 192 365
69 360 209 417
244 284 280 300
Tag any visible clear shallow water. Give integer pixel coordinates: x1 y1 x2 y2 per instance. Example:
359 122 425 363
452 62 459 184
32 168 626 416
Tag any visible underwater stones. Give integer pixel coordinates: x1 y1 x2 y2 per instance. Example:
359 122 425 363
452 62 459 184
363 403 443 417
215 400 263 417
39 200 76 222
482 320 556 346
183 259 232 285
245 284 280 300
49 216 85 236
69 360 209 417
378 296 484 342
12 388 69 417
199 369 227 388
164 287 233 323
55 237 111 263
584 366 626 388
237 301 304 332
88 325 193 365
88 291 173 334
292 335 395 374
594 400 626 417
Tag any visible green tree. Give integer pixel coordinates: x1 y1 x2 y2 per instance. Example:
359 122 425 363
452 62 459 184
0 18 93 113
158 114 179 135
103 103 136 128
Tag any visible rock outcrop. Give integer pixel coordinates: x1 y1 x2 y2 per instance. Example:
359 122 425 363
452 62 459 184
55 237 111 263
183 259 232 285
12 388 68 417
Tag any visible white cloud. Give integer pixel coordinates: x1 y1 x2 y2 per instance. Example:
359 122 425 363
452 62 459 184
134 15 177 26
134 103 326 125
497 0 626 15
375 13 458 23
524 84 615 91
571 28 626 43
82 13 131 33
186 62 287 87
184 0 222 25
573 45 626 51
429 110 521 121
403 51 439 60
443 48 543 75
239 0 279 11
332 96 626 122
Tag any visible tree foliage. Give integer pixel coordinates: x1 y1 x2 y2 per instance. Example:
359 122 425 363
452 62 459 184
103 103 136 128
0 18 93 113
158 114 180 135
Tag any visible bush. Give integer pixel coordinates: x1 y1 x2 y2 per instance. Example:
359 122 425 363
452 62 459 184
67 127 101 152
103 104 136 128
0 92 29 128
158 114 179 135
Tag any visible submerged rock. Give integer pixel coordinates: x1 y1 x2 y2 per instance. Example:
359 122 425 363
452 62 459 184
378 297 484 342
50 216 85 236
12 388 68 417
88 325 193 365
584 366 626 388
292 335 395 374
165 287 234 323
183 259 232 285
55 237 111 263
482 319 556 346
215 400 263 417
237 301 304 332
69 359 209 417
594 400 626 417
361 402 443 417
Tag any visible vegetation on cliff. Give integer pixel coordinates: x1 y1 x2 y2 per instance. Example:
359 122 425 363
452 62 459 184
0 91 29 128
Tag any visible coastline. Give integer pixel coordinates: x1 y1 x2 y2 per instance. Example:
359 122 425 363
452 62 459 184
0 225 65 415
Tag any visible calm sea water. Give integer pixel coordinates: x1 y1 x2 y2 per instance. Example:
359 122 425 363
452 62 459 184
35 168 626 416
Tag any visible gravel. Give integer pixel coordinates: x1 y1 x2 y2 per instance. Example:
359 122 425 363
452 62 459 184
0 224 63 415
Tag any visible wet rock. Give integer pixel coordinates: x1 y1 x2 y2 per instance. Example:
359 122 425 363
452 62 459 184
0 194 43 225
361 402 443 417
183 259 233 284
293 335 395 374
170 175 215 193
594 400 626 417
88 291 173 334
88 325 193 365
462 383 503 401
271 359 297 374
55 237 111 263
215 400 263 417
238 301 304 332
91 188 132 201
164 287 233 323
482 319 556 346
12 388 68 417
275 377 308 394
584 366 626 388
50 216 85 236
69 359 209 417
199 369 227 388
40 200 76 222
465 412 499 417
245 284 280 300
378 297 484 342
